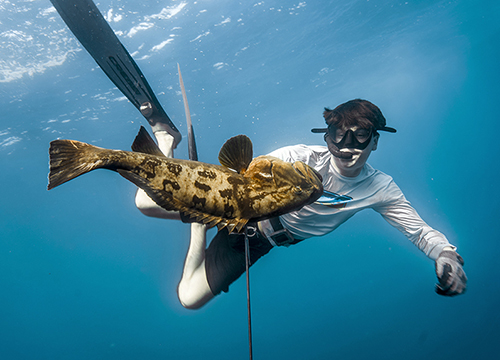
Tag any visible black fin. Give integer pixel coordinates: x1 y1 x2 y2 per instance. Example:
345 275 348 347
131 126 166 157
218 135 253 174
50 0 182 147
48 139 100 190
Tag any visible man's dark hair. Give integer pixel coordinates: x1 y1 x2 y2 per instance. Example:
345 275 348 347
323 99 388 131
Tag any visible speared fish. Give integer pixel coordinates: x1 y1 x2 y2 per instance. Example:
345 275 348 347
48 127 324 233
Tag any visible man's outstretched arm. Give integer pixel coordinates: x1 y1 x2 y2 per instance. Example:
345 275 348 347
374 182 467 296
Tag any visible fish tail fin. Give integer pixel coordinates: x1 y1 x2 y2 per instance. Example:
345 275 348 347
48 140 104 190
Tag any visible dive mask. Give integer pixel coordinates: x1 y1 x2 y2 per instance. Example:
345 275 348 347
327 126 374 150
312 121 395 159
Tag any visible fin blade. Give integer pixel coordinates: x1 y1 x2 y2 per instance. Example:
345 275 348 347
49 0 182 146
218 135 253 174
131 126 166 157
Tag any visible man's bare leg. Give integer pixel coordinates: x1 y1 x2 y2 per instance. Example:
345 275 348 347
177 223 214 309
134 129 179 219
134 126 214 308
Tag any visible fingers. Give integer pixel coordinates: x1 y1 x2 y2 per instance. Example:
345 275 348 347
438 263 452 288
435 283 463 296
435 262 467 296
435 270 467 296
435 282 466 296
450 269 468 295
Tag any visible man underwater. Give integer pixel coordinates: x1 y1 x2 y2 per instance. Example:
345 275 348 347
135 99 467 309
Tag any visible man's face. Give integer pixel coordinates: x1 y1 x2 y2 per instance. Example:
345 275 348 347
325 125 379 177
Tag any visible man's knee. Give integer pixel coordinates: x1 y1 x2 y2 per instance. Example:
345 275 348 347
135 189 153 213
177 289 205 310
177 273 214 310
135 189 180 219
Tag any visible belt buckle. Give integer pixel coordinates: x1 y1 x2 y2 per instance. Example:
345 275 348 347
269 228 295 246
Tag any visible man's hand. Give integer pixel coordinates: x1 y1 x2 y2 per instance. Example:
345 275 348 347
435 250 467 296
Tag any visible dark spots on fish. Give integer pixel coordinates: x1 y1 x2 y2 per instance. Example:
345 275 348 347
167 163 182 176
198 169 217 179
227 175 244 186
192 195 206 209
163 179 180 191
219 189 233 199
137 158 160 179
250 192 267 201
141 169 155 179
194 181 211 192
224 203 234 216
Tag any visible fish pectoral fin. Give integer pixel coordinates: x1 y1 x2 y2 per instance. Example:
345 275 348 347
131 126 167 157
117 169 176 211
218 134 253 174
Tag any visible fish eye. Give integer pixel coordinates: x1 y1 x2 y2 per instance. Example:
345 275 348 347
294 186 303 194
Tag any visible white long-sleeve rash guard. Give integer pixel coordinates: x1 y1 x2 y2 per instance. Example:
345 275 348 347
259 144 455 261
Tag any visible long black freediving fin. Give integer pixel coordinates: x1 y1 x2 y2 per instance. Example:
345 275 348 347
50 0 182 147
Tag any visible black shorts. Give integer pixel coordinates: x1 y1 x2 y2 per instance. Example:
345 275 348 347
205 224 273 295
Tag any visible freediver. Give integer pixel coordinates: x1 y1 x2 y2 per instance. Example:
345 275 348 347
135 99 467 309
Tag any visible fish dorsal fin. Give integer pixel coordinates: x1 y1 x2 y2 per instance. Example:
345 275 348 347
218 135 253 174
131 126 166 157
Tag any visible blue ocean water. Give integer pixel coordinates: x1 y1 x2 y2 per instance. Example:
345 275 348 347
1 0 499 359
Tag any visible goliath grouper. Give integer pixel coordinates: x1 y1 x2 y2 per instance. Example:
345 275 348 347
48 127 323 233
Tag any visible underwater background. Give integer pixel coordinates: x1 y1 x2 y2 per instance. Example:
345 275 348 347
1 0 499 359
